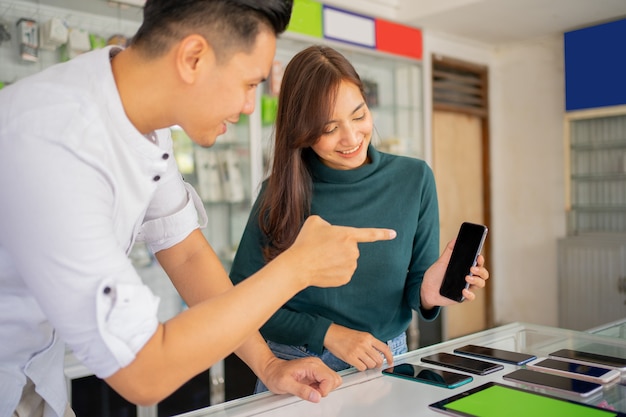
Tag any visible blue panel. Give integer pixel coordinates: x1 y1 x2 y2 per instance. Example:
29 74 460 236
565 18 626 111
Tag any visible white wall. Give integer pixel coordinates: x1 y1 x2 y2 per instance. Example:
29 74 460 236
423 30 566 327
490 35 566 326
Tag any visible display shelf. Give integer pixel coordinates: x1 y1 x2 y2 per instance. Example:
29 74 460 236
565 107 626 234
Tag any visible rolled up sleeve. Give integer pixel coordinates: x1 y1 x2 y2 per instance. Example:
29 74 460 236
94 279 160 377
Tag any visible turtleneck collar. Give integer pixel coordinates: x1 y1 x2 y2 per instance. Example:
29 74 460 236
306 144 380 184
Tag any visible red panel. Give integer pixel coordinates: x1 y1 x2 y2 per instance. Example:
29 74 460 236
375 19 422 60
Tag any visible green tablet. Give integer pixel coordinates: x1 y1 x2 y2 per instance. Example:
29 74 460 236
429 382 623 417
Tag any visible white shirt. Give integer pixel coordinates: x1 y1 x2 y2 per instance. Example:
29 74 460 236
0 46 206 417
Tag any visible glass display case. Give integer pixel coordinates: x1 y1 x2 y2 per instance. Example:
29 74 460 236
588 318 626 340
171 119 256 269
174 322 626 417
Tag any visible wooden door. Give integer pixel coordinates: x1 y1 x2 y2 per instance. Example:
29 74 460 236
432 110 487 340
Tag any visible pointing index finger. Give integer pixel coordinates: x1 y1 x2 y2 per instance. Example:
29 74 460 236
343 226 397 243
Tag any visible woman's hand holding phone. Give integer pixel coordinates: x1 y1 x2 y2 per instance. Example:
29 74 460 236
420 226 490 310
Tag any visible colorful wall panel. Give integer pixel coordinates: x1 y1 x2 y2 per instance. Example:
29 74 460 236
375 18 423 60
286 0 422 61
565 18 626 111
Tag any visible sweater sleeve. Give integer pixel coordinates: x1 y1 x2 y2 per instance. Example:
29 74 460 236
229 188 332 354
405 163 441 321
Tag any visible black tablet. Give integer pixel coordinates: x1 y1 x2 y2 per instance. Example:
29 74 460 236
429 382 625 417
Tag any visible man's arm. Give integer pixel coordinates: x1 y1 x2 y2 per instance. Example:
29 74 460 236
154 228 331 398
105 217 395 405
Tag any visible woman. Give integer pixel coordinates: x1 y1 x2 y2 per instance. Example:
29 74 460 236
230 45 489 392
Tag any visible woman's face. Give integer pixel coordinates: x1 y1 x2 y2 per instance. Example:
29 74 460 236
311 80 373 170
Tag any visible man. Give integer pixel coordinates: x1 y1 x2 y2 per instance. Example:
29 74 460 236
0 1 396 415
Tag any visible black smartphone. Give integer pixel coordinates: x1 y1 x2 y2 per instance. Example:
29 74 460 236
548 348 626 371
502 368 603 398
453 344 536 365
439 222 488 302
527 358 621 384
382 363 473 389
421 352 504 376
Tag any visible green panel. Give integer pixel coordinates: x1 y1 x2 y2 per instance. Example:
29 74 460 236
287 0 323 38
446 385 616 417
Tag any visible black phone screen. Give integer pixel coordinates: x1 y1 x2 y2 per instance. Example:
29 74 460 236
421 352 503 375
382 364 473 388
439 222 488 302
453 344 536 365
503 369 602 396
533 358 613 378
549 349 626 370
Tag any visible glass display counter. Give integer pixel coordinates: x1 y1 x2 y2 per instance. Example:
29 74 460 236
589 318 626 340
173 322 626 417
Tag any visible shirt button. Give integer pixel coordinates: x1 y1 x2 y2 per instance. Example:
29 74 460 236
162 153 169 160
153 175 161 182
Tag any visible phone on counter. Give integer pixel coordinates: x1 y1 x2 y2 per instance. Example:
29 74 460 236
421 352 504 376
382 363 473 389
502 368 603 398
453 344 536 366
548 349 626 371
439 222 488 302
527 358 621 384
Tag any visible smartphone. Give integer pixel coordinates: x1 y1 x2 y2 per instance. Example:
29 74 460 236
502 368 603 398
439 222 488 302
548 349 626 371
382 363 473 389
527 358 621 384
453 344 536 365
421 352 504 376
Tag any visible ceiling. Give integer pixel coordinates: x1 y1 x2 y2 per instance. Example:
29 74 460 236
22 0 626 46
325 0 626 45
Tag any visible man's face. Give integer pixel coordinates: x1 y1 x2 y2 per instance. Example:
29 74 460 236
181 30 276 147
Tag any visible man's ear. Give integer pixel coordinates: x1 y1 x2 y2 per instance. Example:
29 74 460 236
175 34 215 84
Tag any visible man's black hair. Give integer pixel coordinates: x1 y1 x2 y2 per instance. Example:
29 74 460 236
131 0 293 60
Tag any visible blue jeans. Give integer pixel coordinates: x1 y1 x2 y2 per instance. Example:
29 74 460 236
254 332 408 394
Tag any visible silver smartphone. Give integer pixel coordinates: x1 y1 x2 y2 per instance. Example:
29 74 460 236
502 369 603 398
527 358 620 384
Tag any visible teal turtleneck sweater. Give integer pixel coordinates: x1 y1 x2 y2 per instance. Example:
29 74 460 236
230 145 440 354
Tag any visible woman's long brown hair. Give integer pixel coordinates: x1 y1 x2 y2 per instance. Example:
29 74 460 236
259 45 366 261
